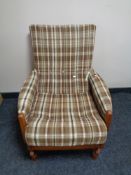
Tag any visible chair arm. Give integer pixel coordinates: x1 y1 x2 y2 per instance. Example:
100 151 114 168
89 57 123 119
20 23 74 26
88 69 112 120
18 69 38 120
105 110 112 130
18 113 27 141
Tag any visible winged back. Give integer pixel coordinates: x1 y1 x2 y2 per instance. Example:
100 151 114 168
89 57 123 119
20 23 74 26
30 24 96 94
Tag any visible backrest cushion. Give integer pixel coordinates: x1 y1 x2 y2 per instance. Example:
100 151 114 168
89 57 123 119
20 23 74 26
30 24 96 94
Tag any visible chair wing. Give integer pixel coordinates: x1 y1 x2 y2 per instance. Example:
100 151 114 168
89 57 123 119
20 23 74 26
89 69 112 118
18 69 38 120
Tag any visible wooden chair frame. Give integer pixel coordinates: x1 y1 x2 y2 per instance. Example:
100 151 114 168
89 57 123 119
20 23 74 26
18 111 112 160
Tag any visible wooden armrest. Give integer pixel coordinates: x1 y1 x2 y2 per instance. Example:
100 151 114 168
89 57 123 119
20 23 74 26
104 110 112 130
18 113 27 141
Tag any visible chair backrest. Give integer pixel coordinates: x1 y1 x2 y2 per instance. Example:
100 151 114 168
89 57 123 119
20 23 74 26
30 24 96 94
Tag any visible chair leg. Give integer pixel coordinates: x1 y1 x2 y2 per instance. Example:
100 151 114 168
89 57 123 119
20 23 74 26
91 148 102 160
29 151 38 160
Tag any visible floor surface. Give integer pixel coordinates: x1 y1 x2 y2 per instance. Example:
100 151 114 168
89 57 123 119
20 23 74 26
0 92 131 175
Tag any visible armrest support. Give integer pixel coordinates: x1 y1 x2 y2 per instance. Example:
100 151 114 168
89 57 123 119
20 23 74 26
18 69 38 120
88 69 112 120
105 110 112 130
18 113 27 141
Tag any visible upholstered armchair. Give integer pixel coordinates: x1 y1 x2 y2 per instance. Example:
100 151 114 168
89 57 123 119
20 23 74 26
18 25 112 160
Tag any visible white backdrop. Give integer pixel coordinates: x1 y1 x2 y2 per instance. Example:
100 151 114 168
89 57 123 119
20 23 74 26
0 0 131 92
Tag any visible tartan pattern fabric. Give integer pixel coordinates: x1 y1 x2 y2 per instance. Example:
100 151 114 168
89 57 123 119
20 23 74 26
18 24 112 146
18 69 38 120
30 24 96 94
89 70 112 118
25 93 107 146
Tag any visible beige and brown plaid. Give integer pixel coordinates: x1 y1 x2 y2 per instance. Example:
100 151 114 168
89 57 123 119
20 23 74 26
89 69 112 118
18 69 38 119
30 24 96 94
25 93 107 146
18 24 112 146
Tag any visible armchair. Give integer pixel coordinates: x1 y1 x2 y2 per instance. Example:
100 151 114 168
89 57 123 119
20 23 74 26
18 25 112 160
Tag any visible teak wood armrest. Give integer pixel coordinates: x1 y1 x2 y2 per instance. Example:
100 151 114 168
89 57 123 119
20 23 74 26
18 113 27 141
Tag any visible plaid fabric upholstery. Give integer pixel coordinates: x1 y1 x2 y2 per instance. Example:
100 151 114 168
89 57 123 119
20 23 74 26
25 93 107 146
18 69 38 120
30 25 96 94
89 69 112 118
18 24 112 146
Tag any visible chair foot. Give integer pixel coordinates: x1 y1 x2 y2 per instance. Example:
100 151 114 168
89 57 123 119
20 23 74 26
91 148 102 160
29 151 38 160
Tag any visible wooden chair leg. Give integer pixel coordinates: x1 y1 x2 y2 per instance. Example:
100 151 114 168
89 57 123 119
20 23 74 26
29 151 38 160
91 148 102 160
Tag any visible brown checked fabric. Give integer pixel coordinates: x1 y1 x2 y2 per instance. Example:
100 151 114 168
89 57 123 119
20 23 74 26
25 93 107 146
89 70 112 118
18 69 38 120
18 24 112 146
30 25 96 94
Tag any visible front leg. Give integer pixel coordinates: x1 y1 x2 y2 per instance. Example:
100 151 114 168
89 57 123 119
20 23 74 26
91 148 102 160
29 151 38 160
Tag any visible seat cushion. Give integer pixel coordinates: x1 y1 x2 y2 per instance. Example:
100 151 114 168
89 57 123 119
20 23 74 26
25 93 107 146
